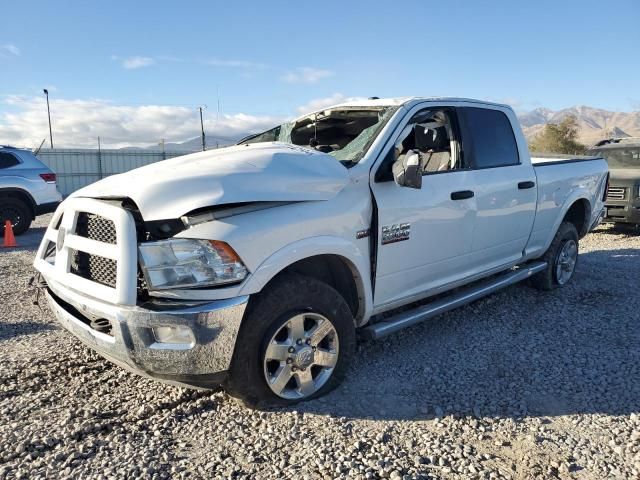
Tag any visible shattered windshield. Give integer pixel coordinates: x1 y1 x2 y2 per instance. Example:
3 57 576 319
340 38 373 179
240 106 398 165
589 147 640 169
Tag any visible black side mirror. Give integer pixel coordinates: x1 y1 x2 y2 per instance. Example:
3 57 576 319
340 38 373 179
392 150 422 189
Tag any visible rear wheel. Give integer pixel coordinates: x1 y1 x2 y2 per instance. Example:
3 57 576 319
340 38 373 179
530 221 579 290
0 198 32 236
226 274 355 407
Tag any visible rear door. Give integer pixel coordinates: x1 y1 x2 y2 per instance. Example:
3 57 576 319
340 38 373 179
458 107 537 271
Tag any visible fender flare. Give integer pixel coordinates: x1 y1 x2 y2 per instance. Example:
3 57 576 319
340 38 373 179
238 235 373 323
541 190 592 253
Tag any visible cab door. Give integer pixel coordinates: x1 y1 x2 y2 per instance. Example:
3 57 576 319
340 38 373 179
370 106 477 311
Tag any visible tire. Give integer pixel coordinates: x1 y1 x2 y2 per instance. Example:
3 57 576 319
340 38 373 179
226 273 356 407
0 197 32 236
530 221 579 291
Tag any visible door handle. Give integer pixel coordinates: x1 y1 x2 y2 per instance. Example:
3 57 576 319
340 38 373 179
518 181 535 189
451 190 474 200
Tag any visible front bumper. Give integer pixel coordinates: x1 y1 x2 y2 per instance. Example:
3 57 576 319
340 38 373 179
603 203 640 225
44 280 248 389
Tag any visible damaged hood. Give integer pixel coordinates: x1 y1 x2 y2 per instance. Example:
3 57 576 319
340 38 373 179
71 143 350 220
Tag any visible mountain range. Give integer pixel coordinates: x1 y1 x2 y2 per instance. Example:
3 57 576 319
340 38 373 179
136 105 640 152
518 106 640 146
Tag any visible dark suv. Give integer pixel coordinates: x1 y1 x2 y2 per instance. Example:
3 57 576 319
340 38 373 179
588 138 640 227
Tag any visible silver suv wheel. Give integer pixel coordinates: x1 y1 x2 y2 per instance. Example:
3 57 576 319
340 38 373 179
263 312 339 400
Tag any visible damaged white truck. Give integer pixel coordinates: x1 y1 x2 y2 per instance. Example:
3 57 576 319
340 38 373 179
34 97 609 406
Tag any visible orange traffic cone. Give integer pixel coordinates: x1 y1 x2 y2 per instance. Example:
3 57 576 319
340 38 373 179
3 220 17 248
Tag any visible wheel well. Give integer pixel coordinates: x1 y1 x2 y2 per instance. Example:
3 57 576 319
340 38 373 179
275 255 363 321
563 199 590 238
0 188 36 219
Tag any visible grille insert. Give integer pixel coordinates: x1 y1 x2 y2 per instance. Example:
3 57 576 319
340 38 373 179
43 241 56 264
70 249 117 288
607 187 626 201
75 212 117 244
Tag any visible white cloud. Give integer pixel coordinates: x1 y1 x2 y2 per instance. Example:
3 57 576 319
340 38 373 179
205 59 267 69
0 93 381 149
121 56 156 69
0 44 20 57
0 96 283 149
296 93 368 115
282 67 334 84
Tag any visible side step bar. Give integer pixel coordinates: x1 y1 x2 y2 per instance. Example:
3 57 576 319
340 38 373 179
362 261 547 340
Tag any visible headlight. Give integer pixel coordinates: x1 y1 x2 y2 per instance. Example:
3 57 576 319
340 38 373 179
138 239 247 290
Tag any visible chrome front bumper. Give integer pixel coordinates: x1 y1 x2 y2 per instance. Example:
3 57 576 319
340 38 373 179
44 280 248 389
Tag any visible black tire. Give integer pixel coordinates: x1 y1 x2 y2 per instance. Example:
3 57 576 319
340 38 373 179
530 221 579 291
226 273 356 407
0 197 32 236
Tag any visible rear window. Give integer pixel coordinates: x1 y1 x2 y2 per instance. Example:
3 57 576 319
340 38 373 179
461 108 520 169
0 152 20 169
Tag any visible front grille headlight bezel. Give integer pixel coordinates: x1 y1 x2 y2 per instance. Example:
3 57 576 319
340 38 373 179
138 238 248 291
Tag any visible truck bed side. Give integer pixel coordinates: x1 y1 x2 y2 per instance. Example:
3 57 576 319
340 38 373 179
525 156 608 259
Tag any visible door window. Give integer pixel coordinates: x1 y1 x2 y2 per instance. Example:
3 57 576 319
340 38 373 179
376 108 465 181
460 108 519 168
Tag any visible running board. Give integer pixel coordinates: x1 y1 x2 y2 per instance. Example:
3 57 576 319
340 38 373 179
362 261 547 340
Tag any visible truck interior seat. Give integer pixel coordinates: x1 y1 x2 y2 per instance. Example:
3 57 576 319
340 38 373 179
415 125 451 172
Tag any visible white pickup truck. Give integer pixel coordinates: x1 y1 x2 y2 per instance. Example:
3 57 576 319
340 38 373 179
34 97 608 406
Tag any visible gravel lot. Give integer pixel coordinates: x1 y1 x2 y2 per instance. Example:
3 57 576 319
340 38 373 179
1 214 639 479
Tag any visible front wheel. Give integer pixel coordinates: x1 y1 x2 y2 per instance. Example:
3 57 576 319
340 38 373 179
226 274 356 407
530 221 579 291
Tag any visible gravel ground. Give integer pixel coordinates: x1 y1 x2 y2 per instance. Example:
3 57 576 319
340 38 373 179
1 215 639 479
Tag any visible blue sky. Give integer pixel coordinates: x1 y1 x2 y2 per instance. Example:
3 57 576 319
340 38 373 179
1 0 639 147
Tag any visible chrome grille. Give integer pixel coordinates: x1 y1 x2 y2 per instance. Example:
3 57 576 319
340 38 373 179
75 212 116 244
607 187 626 201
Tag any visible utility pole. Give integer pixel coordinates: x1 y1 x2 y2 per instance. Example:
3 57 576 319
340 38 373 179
199 106 206 151
43 89 54 148
97 136 103 179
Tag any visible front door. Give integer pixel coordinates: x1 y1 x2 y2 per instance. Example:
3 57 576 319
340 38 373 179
371 106 477 310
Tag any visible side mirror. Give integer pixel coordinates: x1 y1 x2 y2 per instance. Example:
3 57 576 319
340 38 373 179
392 151 422 189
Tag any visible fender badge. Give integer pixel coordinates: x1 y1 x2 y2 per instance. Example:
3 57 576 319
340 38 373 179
381 223 410 244
356 229 370 239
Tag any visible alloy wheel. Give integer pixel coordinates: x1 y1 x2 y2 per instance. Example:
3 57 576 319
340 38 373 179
263 312 339 400
555 239 577 285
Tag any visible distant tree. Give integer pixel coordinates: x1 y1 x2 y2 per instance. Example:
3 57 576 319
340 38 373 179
529 115 587 154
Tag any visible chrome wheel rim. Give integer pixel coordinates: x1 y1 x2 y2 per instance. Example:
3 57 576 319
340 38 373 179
555 239 577 285
263 312 339 400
